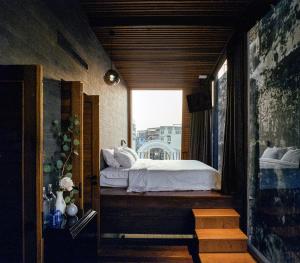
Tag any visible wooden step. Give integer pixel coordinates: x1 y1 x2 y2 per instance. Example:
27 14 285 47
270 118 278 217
199 253 256 263
193 209 240 229
99 245 193 262
196 229 248 253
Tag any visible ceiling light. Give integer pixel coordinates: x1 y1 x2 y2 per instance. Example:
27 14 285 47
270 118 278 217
104 30 120 86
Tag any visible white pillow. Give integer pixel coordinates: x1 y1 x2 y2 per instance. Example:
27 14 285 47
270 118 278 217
114 148 136 168
281 149 300 164
123 147 139 161
102 148 120 168
261 147 287 159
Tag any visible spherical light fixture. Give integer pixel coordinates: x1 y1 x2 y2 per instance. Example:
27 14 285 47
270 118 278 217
104 69 120 86
103 30 120 86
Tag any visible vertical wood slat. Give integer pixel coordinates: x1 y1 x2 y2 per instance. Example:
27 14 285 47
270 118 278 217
61 81 84 211
35 66 44 263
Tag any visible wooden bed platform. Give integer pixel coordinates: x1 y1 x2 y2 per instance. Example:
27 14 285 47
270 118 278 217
100 188 234 235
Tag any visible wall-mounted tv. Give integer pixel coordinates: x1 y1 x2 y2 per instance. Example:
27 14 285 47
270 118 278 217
187 90 212 113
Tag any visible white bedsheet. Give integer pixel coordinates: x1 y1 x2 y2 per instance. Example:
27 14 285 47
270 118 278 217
127 159 220 192
100 175 128 188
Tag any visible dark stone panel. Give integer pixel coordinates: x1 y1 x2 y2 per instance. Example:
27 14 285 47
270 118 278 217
248 0 300 262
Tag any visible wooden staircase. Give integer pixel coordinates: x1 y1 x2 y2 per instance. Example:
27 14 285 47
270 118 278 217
193 209 256 263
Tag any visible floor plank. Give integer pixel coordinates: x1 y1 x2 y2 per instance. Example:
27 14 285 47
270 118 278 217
99 245 194 262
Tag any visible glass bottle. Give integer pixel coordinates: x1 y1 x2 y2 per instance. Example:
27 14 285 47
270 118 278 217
43 187 50 227
47 184 56 214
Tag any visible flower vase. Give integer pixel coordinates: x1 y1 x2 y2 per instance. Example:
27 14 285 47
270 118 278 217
55 191 66 214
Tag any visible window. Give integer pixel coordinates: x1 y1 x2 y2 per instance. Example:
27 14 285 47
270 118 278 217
167 136 171 144
131 90 182 160
212 60 227 172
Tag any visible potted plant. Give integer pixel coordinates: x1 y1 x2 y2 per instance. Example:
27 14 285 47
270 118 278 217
44 115 80 216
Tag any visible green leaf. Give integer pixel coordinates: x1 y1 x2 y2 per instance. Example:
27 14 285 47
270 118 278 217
65 172 72 178
72 189 79 194
66 164 72 171
70 191 74 198
73 139 80 146
56 160 63 169
63 144 70 152
64 196 71 204
43 164 52 173
52 120 59 126
71 199 75 203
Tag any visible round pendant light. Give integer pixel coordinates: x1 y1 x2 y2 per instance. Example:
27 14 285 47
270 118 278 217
104 69 120 86
104 30 120 86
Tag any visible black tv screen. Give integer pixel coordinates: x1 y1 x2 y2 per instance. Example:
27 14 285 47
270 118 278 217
187 90 212 113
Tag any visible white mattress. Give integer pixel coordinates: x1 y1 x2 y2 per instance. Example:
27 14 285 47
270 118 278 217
100 175 128 188
127 159 220 192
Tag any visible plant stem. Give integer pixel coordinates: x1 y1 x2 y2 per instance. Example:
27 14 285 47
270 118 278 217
61 143 74 177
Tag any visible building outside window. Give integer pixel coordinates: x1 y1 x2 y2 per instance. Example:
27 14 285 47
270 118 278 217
131 90 182 160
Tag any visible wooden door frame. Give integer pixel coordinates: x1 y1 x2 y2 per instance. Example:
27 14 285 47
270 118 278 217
0 65 44 263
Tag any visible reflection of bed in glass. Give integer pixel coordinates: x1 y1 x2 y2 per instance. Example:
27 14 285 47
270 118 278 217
259 147 300 189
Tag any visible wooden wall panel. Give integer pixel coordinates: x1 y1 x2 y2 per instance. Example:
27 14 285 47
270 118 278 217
83 94 100 211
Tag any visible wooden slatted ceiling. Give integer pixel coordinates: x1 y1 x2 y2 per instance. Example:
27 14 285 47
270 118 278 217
94 26 232 89
81 0 253 90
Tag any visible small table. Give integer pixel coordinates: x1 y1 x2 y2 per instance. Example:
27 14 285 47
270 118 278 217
44 209 97 262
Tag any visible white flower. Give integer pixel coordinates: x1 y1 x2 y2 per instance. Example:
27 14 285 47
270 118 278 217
59 177 74 191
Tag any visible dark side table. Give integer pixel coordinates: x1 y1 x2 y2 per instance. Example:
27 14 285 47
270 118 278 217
44 209 97 263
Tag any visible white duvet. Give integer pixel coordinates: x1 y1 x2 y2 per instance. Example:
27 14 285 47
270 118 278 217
127 159 220 192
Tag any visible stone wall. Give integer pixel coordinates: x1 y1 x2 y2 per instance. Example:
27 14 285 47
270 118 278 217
0 0 128 181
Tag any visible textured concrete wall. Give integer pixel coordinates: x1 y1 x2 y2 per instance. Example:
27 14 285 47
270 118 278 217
0 0 128 157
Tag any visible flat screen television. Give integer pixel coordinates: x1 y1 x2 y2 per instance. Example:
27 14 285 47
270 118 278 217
187 90 212 113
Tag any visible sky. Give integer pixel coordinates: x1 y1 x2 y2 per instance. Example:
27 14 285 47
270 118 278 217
132 90 183 131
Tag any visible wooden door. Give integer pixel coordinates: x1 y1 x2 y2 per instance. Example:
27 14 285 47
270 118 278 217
0 65 43 263
83 94 100 211
61 81 84 211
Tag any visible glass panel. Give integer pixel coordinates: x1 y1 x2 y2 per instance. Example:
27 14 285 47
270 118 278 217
248 1 300 262
212 60 227 171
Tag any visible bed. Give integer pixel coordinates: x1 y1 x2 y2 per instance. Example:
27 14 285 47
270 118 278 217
100 159 221 192
99 147 225 236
